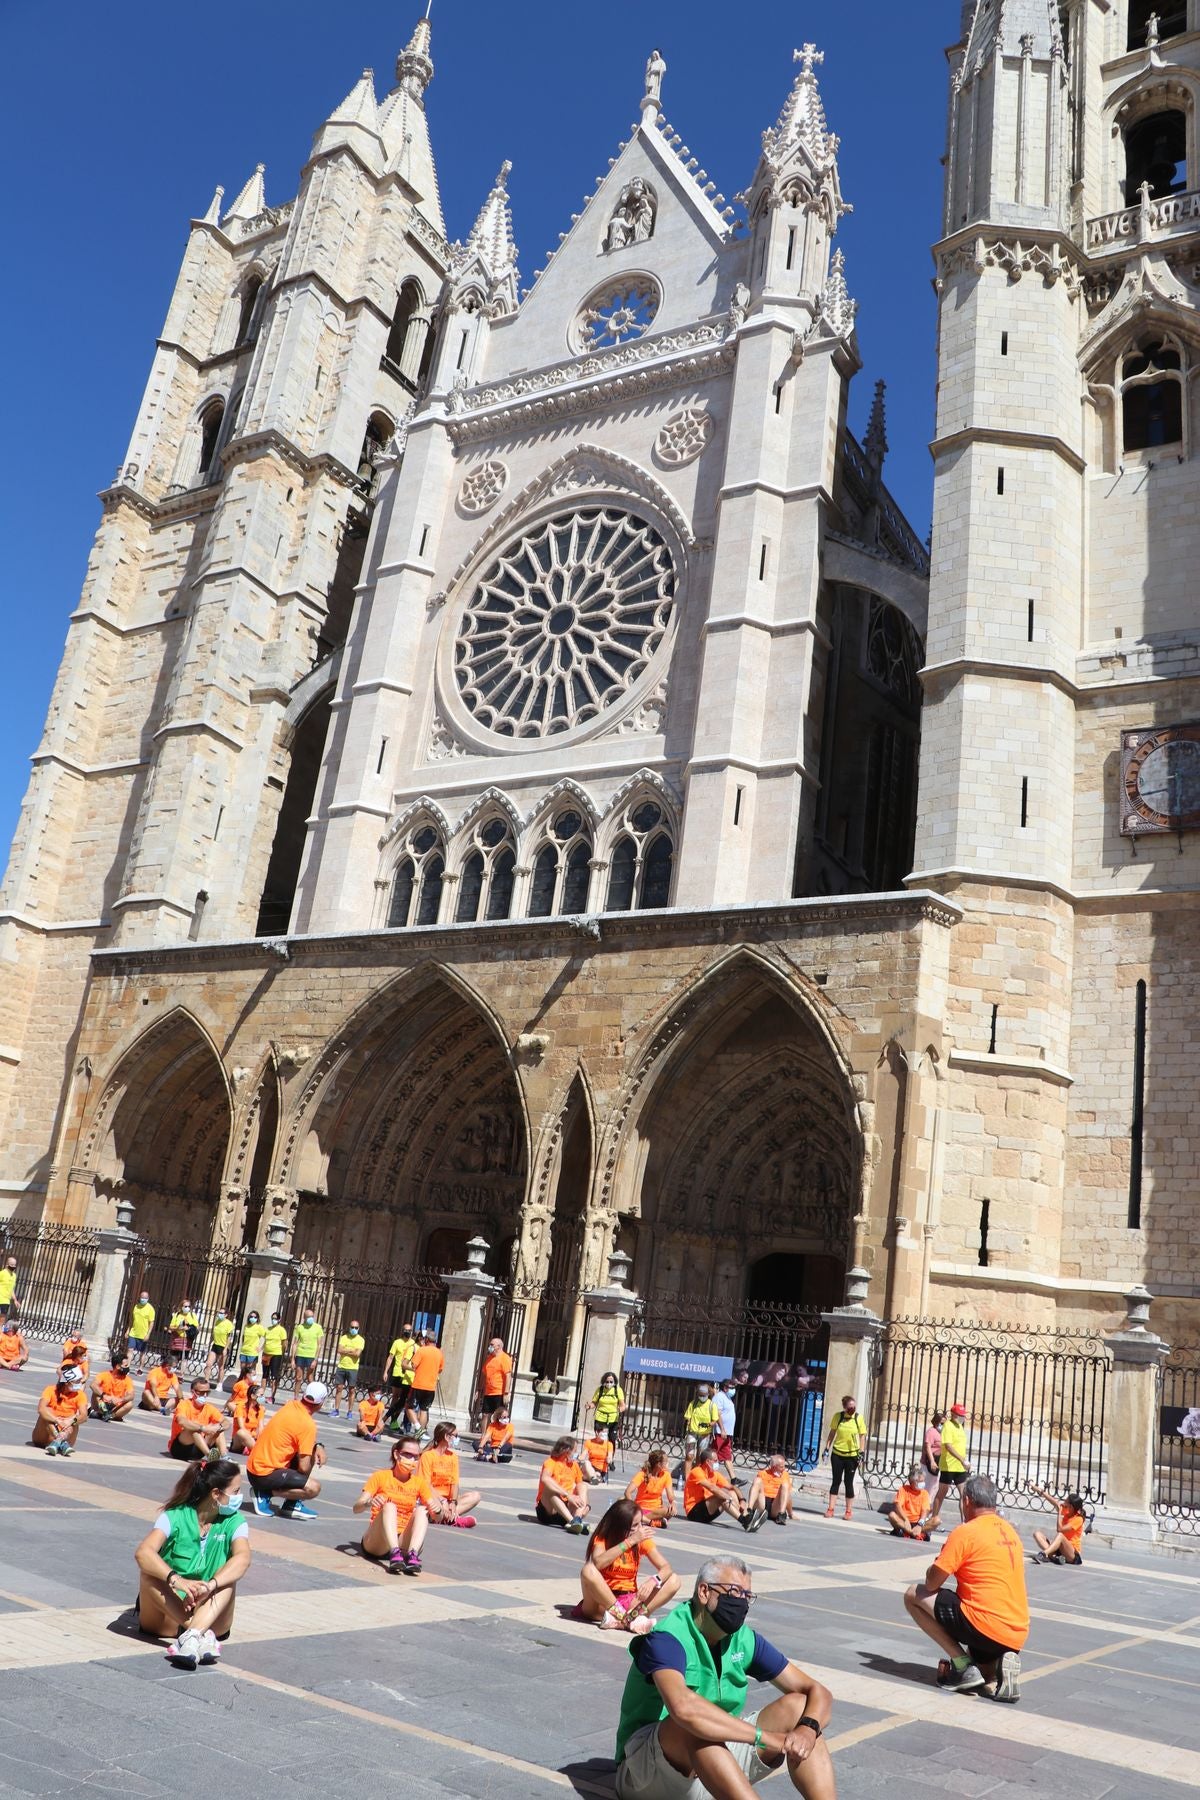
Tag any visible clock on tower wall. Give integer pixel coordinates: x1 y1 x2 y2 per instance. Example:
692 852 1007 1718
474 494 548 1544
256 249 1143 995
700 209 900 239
1121 724 1200 836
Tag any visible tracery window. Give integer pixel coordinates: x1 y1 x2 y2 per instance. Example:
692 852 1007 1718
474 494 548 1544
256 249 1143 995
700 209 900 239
864 599 922 705
1121 336 1184 452
1124 109 1188 204
605 799 674 912
575 279 660 351
453 507 675 739
455 816 516 923
387 823 445 928
528 809 593 917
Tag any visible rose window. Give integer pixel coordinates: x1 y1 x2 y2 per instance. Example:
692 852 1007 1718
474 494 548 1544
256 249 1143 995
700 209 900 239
576 279 660 351
453 507 675 738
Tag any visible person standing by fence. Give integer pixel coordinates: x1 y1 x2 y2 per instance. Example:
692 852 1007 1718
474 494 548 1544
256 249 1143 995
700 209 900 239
331 1320 366 1417
238 1312 266 1380
477 1335 513 1424
921 1410 944 1495
0 1256 20 1328
206 1311 234 1381
127 1291 156 1372
586 1370 627 1446
406 1330 444 1439
681 1383 720 1486
290 1309 324 1390
823 1394 868 1521
927 1403 972 1532
261 1314 289 1401
383 1321 417 1431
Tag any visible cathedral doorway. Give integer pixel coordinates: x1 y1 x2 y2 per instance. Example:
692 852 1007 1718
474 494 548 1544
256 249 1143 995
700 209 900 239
747 1250 843 1313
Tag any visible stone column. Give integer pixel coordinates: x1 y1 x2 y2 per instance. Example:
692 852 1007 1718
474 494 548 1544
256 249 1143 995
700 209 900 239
820 1266 884 1448
438 1238 496 1428
1098 1286 1168 1548
575 1251 640 1437
82 1219 139 1348
243 1240 293 1332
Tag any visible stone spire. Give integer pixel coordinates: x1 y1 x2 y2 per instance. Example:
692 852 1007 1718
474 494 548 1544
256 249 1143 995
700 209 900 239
223 164 266 224
962 0 1064 78
452 160 520 317
379 10 445 237
395 12 433 100
864 378 888 472
201 185 224 226
327 68 379 131
764 43 834 167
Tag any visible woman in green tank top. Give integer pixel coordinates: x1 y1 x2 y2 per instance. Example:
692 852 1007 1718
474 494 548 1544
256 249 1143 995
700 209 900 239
134 1456 252 1669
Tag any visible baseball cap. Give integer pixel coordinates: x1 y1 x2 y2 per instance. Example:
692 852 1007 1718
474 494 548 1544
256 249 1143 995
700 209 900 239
950 1402 966 1417
302 1381 329 1405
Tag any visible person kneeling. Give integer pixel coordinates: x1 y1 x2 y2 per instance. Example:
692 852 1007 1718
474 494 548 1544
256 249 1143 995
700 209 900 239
245 1382 328 1520
903 1472 1027 1703
1030 1484 1086 1566
134 1457 250 1670
888 1466 932 1541
684 1444 746 1526
536 1435 591 1534
354 1434 443 1574
578 1499 680 1634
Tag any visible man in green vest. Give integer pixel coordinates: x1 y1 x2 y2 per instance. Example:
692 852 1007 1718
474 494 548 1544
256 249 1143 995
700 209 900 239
615 1554 837 1798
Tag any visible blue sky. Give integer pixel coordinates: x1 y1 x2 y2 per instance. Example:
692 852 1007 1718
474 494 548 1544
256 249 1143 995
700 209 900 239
0 2 949 860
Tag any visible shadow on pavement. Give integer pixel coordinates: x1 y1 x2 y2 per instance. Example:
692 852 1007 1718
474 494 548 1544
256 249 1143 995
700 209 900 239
560 1757 617 1797
856 1649 937 1684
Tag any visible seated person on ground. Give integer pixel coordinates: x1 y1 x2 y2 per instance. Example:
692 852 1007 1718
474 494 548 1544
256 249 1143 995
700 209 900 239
613 1553 836 1800
476 1408 515 1462
577 1498 680 1634
583 1431 615 1484
536 1434 591 1533
134 1456 251 1670
224 1379 264 1455
245 1381 328 1519
90 1357 136 1422
354 1434 443 1574
0 1322 29 1370
903 1472 1027 1702
141 1362 181 1415
34 1366 88 1454
888 1466 932 1541
419 1420 481 1526
1030 1485 1086 1565
684 1443 746 1527
625 1449 675 1527
60 1332 89 1383
355 1386 385 1441
169 1378 229 1462
746 1455 794 1527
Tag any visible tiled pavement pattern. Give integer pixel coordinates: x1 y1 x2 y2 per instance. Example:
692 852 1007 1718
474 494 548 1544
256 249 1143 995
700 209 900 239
0 1350 1196 1797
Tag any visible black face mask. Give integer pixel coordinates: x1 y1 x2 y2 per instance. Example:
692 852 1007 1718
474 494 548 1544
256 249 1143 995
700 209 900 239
708 1591 750 1634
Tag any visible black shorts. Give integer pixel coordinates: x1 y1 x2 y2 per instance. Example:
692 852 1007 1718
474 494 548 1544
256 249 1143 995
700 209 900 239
264 1355 285 1378
409 1387 435 1410
249 1467 309 1496
686 1500 718 1523
480 1393 506 1417
536 1502 564 1526
938 1470 967 1486
169 1438 206 1462
933 1586 1016 1666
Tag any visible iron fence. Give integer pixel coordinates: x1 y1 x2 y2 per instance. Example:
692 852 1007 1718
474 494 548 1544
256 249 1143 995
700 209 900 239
275 1259 453 1391
613 1292 827 1465
109 1238 250 1373
866 1317 1109 1508
0 1218 99 1342
1154 1345 1200 1534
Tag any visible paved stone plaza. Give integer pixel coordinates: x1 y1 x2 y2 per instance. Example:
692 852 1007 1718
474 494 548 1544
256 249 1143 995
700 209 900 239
0 1348 1195 1797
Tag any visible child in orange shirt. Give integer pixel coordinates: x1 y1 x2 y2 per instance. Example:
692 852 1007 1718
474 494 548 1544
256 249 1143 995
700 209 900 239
625 1449 675 1527
889 1466 933 1541
355 1388 385 1441
582 1432 614 1484
1031 1484 1086 1565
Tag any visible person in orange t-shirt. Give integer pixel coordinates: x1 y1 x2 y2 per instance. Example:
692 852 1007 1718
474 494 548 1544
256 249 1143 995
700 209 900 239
246 1383 327 1518
353 1434 444 1573
683 1444 745 1525
225 1379 265 1454
577 1497 680 1631
405 1331 445 1435
90 1358 136 1422
419 1420 480 1525
476 1409 516 1462
141 1364 181 1415
0 1324 29 1370
583 1433 614 1484
888 1466 932 1541
477 1337 513 1420
34 1368 88 1453
60 1332 90 1382
904 1473 1028 1702
625 1449 675 1527
536 1435 591 1532
746 1454 794 1526
355 1387 386 1441
169 1378 228 1462
1030 1484 1086 1566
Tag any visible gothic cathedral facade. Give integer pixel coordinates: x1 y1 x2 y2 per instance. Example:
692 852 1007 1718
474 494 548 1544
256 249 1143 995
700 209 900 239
0 8 1193 1367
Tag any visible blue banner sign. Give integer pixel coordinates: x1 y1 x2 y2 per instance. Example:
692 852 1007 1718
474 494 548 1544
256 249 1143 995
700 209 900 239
623 1347 735 1381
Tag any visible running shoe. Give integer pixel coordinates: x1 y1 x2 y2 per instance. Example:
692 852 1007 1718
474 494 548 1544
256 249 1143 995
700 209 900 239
279 1500 318 1520
59 1443 73 1457
628 1614 654 1636
938 1662 985 1692
404 1551 422 1574
992 1651 1021 1703
387 1548 408 1573
452 1514 477 1529
44 1444 57 1457
198 1630 220 1665
600 1609 624 1631
329 1407 340 1417
1048 1553 1065 1565
1032 1550 1048 1563
168 1628 203 1671
749 1508 767 1532
251 1493 275 1517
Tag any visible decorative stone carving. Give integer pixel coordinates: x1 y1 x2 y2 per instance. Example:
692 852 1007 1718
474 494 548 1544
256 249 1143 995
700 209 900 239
513 1032 551 1065
575 278 660 351
457 459 509 516
427 707 467 762
654 407 713 468
604 179 658 253
616 675 670 735
643 48 666 110
271 1043 311 1074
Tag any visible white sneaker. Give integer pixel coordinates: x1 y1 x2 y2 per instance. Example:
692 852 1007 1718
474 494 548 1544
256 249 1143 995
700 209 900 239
199 1629 220 1665
168 1628 202 1670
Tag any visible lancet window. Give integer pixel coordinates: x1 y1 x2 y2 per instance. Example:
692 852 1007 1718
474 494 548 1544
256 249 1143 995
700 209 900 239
1124 109 1188 203
528 810 594 917
236 275 265 346
455 816 516 923
197 399 225 484
387 822 446 928
605 799 674 912
1120 335 1184 453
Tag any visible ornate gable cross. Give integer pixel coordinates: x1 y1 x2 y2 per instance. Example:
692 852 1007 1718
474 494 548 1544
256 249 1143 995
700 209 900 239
794 43 825 78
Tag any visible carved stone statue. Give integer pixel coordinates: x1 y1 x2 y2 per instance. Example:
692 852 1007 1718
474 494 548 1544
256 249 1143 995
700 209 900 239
605 178 657 252
644 47 666 109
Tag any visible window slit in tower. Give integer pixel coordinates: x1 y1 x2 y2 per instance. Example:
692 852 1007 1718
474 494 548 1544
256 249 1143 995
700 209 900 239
1001 331 1009 357
419 525 430 557
457 329 469 370
1129 978 1147 1229
786 226 797 270
978 1198 991 1268
1027 598 1035 642
1020 776 1029 827
997 467 1005 495
734 786 744 827
213 806 224 843
376 737 388 775
758 542 769 581
988 1003 999 1055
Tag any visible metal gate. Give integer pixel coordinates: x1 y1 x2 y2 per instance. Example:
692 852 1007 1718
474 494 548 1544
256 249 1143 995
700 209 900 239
275 1260 451 1390
109 1238 250 1372
615 1293 827 1464
1154 1344 1200 1535
0 1219 99 1342
866 1317 1109 1507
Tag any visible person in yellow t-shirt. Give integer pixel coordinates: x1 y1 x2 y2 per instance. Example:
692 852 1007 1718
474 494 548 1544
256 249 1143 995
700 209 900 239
290 1311 324 1389
928 1403 973 1532
680 1385 720 1485
206 1311 234 1380
127 1292 156 1371
384 1324 418 1432
332 1322 366 1417
823 1393 869 1521
261 1315 289 1401
238 1313 266 1377
0 1256 20 1327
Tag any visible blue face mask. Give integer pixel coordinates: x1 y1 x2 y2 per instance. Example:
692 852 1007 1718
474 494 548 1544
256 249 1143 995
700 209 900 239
216 1497 242 1518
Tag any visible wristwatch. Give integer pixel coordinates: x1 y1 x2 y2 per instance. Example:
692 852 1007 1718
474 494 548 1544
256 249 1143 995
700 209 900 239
797 1716 822 1737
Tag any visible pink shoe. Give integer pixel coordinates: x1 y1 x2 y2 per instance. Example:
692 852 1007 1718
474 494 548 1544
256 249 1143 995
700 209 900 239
452 1514 477 1528
600 1609 624 1631
628 1614 654 1636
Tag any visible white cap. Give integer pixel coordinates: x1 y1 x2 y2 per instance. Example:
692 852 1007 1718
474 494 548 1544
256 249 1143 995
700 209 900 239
60 1366 84 1386
302 1381 329 1405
